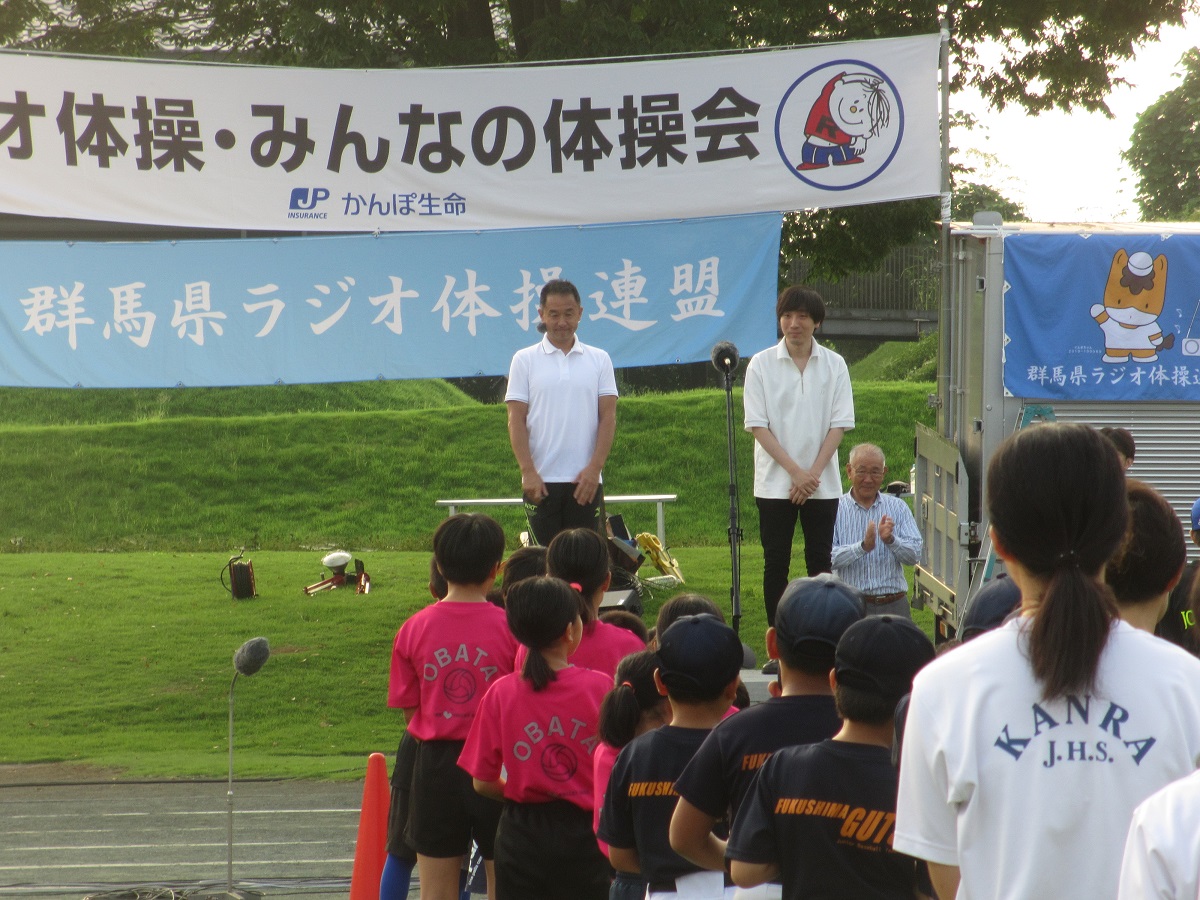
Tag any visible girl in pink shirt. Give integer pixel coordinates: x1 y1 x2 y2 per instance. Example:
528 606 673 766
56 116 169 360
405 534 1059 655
459 576 613 900
547 527 646 677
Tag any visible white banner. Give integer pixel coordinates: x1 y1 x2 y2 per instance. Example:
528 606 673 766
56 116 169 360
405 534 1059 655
0 36 940 232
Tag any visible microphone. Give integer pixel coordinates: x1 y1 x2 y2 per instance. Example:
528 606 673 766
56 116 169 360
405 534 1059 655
711 341 739 374
233 637 271 677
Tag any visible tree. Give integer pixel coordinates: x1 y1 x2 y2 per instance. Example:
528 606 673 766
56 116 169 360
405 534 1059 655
5 0 1188 114
1124 47 1200 221
0 0 1184 271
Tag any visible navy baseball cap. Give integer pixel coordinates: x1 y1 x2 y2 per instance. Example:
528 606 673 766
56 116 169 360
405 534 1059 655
835 616 935 702
1191 496 1200 532
657 614 743 696
960 575 1022 642
774 574 865 658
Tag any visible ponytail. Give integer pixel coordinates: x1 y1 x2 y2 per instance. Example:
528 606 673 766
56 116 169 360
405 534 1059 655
987 424 1128 700
1028 561 1117 700
521 648 557 693
598 650 663 748
505 576 580 692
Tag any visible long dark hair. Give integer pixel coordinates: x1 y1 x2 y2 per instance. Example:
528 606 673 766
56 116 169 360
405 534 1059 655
546 528 611 625
505 576 580 692
598 650 663 749
987 423 1128 699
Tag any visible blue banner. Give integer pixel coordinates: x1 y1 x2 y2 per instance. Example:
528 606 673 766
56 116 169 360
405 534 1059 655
0 214 781 387
1004 231 1200 401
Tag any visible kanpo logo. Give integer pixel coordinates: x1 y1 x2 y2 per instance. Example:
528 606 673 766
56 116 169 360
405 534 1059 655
775 59 904 191
289 187 330 210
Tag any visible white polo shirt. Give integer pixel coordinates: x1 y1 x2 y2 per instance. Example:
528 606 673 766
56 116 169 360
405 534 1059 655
505 336 618 483
743 338 854 500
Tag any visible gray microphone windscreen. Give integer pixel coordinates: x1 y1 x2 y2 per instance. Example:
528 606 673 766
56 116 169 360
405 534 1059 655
710 341 740 373
234 637 271 677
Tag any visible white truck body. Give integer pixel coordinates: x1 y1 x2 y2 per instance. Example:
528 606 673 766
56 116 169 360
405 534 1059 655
913 218 1200 639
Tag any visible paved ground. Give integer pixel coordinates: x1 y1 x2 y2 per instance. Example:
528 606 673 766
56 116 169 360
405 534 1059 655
0 671 775 900
0 777 370 899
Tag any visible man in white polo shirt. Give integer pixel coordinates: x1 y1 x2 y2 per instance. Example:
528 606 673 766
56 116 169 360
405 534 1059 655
506 279 618 546
744 286 854 671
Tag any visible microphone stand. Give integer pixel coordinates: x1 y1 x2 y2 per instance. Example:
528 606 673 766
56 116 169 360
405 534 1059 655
214 641 269 900
227 670 240 896
721 364 743 637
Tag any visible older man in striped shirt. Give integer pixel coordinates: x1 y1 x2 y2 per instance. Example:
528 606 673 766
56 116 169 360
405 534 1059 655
831 443 922 619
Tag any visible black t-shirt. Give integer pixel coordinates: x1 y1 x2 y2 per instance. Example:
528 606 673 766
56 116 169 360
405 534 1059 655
597 725 715 885
674 694 841 821
1158 559 1199 654
727 739 915 900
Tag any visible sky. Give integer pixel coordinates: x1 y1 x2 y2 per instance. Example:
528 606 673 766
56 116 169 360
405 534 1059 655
953 16 1197 223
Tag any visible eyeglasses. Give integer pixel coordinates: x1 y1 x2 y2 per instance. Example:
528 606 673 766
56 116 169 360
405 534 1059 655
852 468 886 478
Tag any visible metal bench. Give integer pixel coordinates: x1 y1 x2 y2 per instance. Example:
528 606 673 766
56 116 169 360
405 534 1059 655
435 494 677 546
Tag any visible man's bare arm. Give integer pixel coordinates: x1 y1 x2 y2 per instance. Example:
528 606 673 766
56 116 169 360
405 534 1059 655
574 394 616 505
507 400 547 502
749 426 811 503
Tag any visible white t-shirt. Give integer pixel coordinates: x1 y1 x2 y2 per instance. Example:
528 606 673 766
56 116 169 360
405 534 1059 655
895 618 1200 900
505 336 617 483
742 338 854 500
1118 768 1200 900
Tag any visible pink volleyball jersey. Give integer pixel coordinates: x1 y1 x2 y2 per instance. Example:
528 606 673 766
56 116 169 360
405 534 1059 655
571 621 646 678
388 600 519 741
515 620 645 680
592 740 621 853
458 665 612 811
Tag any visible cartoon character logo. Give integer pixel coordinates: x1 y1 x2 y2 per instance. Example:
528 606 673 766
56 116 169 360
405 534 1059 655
797 72 891 170
775 61 904 190
1090 249 1175 363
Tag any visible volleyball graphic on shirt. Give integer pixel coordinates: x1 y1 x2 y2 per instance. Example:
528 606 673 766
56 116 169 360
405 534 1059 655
442 667 478 704
541 742 580 782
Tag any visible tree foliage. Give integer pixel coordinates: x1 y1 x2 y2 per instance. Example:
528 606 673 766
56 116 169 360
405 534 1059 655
6 0 1189 113
1124 47 1200 221
1 0 1187 271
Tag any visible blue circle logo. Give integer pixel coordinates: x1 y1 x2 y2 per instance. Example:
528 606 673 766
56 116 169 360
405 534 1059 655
775 59 905 191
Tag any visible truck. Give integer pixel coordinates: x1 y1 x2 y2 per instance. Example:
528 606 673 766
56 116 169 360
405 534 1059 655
912 214 1200 641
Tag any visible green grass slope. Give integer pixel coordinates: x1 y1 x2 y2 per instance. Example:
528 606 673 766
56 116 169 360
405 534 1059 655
0 379 476 427
849 333 938 383
0 384 934 552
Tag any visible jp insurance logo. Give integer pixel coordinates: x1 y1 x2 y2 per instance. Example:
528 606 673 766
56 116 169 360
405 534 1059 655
288 187 331 219
775 59 905 191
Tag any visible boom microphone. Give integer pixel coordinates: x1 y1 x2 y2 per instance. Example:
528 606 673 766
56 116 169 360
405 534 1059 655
711 341 740 374
233 637 271 677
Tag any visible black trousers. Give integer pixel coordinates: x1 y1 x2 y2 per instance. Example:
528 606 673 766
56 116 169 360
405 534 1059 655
494 800 609 900
756 496 838 625
525 482 604 546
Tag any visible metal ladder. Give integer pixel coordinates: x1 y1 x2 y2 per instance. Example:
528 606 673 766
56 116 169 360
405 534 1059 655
965 403 1057 608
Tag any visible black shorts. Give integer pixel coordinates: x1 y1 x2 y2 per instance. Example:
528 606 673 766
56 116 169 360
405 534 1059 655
405 737 503 859
386 732 418 861
493 799 609 900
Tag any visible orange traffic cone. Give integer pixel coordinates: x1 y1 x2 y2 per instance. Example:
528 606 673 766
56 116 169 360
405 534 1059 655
349 751 391 900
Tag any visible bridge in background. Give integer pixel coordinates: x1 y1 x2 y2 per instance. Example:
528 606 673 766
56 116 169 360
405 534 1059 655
792 242 940 341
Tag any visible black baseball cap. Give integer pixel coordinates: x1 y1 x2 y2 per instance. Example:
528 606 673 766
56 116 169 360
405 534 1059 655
960 575 1021 642
774 574 865 658
657 614 743 696
835 615 935 702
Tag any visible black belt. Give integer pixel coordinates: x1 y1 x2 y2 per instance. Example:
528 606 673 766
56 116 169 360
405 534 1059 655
863 590 906 606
